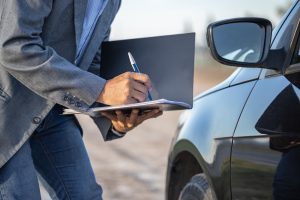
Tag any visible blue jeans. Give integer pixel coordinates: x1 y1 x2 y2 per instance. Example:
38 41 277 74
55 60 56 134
0 105 103 200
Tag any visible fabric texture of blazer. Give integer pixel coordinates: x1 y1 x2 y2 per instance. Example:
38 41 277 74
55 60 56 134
0 0 121 168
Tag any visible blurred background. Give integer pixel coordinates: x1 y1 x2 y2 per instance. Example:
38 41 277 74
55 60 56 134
41 0 294 199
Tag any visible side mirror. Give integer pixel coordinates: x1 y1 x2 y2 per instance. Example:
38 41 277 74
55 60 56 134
207 18 273 68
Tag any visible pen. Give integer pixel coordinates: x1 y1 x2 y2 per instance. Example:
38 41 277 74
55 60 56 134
128 52 153 101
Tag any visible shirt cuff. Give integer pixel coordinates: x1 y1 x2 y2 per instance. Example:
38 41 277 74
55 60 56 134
111 127 126 137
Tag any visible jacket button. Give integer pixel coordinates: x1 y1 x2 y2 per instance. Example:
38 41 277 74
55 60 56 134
68 99 75 105
63 96 69 101
75 102 82 108
33 117 41 124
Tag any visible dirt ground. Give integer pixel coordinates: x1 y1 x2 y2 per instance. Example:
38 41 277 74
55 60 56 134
41 67 233 200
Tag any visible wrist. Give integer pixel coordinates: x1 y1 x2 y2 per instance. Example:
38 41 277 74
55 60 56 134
97 93 105 104
96 81 108 104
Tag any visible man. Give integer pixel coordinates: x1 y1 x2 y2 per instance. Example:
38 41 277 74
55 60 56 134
0 0 162 199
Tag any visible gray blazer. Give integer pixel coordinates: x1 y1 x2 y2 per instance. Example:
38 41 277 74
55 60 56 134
0 0 121 168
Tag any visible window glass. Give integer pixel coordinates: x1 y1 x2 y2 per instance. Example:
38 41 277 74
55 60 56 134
290 35 300 64
265 1 299 76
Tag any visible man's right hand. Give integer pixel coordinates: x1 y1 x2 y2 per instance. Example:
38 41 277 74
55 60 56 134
97 72 152 105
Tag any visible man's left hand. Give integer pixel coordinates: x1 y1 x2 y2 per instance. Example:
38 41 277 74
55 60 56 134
101 109 163 133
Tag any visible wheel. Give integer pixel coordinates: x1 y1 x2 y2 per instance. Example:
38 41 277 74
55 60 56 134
178 174 213 200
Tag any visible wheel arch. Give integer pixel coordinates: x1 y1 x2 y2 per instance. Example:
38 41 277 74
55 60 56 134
166 140 208 200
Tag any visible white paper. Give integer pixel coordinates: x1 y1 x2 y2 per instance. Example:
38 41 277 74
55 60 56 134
63 99 192 117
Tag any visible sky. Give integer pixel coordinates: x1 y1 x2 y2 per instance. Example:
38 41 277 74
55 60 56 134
110 0 295 45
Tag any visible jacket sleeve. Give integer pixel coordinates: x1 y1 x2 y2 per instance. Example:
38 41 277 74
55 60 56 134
0 0 105 112
89 30 128 141
87 1 126 141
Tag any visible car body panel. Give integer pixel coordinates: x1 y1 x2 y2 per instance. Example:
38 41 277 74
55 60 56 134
231 76 291 199
231 0 300 198
166 1 300 200
230 68 262 86
194 68 241 100
168 81 256 200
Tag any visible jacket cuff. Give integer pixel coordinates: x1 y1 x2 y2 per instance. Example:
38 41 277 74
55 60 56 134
61 75 106 112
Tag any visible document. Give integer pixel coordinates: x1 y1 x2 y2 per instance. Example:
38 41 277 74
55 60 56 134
64 33 195 116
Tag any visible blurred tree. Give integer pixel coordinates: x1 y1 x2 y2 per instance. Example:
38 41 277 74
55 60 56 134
183 20 194 33
244 12 255 17
206 15 216 25
277 1 293 17
201 15 215 47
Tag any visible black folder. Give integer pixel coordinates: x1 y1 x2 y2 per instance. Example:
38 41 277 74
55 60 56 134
64 33 195 116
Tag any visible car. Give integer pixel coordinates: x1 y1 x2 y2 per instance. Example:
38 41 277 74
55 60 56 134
165 1 300 200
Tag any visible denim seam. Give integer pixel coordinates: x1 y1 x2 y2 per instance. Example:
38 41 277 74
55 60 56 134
0 184 7 200
0 88 9 102
36 138 72 200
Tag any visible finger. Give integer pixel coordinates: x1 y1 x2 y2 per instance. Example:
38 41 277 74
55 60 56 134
127 109 139 128
140 110 163 123
132 81 148 95
101 112 117 121
137 109 162 124
144 109 163 119
130 89 147 102
116 110 127 128
125 96 139 104
130 73 152 89
153 110 163 118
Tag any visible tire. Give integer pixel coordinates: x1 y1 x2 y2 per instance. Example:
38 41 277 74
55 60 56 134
178 174 213 200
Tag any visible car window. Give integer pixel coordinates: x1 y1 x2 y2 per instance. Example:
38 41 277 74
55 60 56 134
264 1 300 77
267 28 300 76
291 37 300 64
285 29 300 88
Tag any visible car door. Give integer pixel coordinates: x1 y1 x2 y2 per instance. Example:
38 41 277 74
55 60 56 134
231 2 300 200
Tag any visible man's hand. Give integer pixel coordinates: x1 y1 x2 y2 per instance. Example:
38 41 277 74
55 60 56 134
101 109 163 133
97 72 152 105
